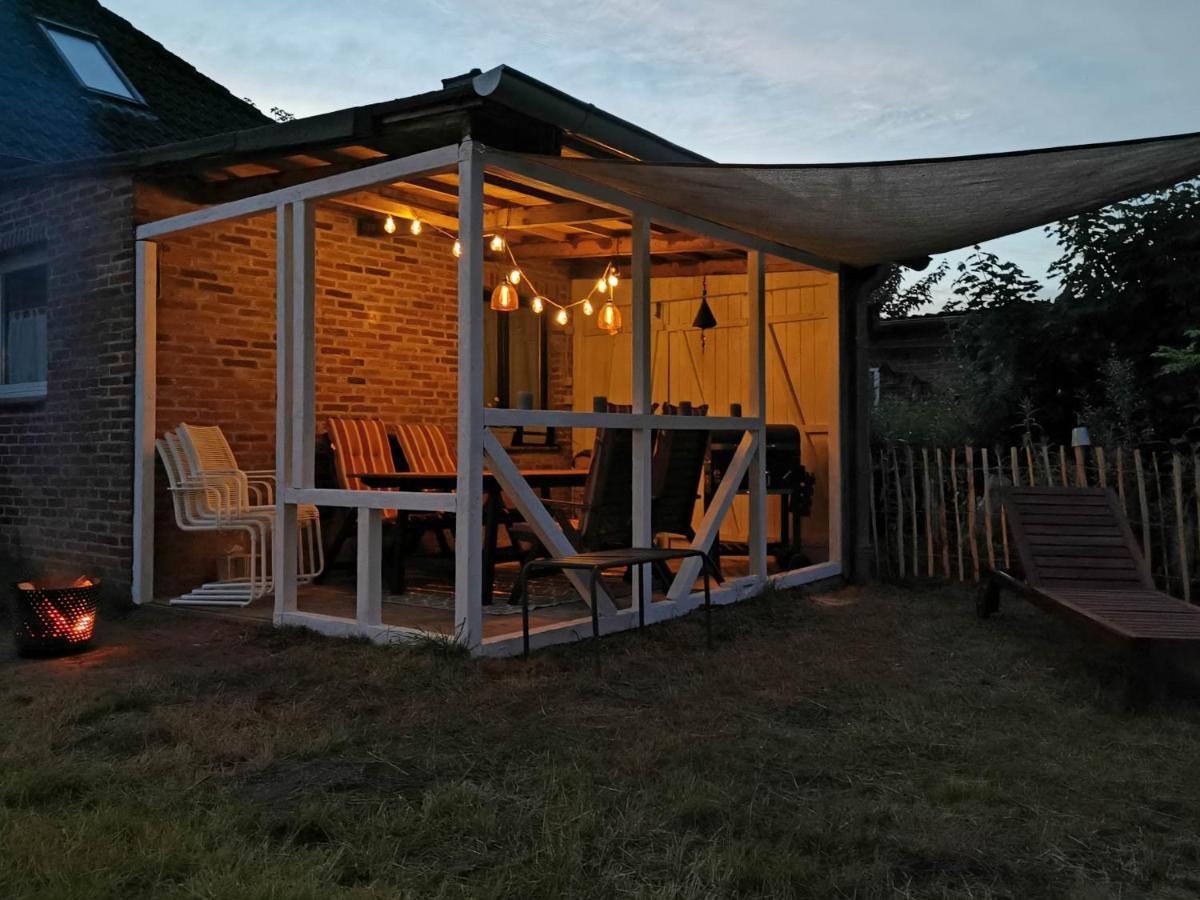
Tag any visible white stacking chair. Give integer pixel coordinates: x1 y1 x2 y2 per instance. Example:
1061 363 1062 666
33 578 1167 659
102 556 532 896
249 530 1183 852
177 424 324 586
157 431 272 605
157 425 323 606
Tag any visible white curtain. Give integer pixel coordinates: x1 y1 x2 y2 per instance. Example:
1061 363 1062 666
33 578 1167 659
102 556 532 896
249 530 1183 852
6 308 47 384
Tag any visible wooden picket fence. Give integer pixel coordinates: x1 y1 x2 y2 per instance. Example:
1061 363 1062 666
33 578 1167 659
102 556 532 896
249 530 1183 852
871 443 1199 601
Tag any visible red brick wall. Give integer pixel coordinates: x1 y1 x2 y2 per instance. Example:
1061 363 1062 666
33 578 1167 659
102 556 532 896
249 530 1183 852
138 186 576 595
0 175 137 596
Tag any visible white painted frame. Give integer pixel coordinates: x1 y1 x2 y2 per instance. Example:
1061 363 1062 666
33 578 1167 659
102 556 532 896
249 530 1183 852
130 139 844 653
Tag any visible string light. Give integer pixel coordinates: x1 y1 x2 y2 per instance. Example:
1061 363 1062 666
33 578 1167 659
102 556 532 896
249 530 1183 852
452 239 462 258
596 277 608 294
490 282 519 312
531 295 545 314
555 307 569 326
410 218 423 236
607 269 619 288
599 299 622 336
383 215 397 235
582 298 594 316
489 234 505 252
508 268 522 286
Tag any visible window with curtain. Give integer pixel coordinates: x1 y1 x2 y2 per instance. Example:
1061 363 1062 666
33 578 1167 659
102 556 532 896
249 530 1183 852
0 256 49 394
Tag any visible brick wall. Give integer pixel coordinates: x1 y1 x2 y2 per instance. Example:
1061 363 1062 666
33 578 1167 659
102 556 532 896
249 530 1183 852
138 186 576 595
0 174 137 597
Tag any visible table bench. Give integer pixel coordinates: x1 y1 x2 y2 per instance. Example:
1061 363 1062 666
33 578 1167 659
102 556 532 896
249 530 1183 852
513 547 721 663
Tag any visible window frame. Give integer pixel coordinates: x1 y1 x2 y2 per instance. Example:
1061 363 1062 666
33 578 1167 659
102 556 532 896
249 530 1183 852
484 287 549 411
37 19 146 106
0 248 50 402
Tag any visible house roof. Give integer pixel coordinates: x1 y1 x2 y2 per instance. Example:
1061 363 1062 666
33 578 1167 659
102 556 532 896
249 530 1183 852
0 0 269 167
0 63 708 186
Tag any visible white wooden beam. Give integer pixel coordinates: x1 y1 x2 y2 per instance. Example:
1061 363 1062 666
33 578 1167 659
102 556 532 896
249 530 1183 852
482 431 617 616
455 142 485 649
274 203 299 617
135 144 461 240
356 508 383 626
747 250 768 579
482 151 837 272
630 214 653 611
284 487 456 511
132 240 157 605
667 432 758 600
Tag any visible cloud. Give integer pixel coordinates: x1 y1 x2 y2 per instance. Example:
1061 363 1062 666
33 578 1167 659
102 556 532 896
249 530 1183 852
104 0 1198 285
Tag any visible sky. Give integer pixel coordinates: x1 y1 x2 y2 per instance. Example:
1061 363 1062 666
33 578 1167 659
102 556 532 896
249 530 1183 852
106 0 1200 307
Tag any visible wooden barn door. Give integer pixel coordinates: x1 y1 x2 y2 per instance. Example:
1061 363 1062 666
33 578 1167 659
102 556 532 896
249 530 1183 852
572 269 838 560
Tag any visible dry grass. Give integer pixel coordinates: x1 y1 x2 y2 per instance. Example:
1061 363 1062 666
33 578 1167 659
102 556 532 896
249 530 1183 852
4 582 1200 898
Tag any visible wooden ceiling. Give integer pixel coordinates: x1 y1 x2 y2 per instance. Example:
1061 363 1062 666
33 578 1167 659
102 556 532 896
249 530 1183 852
170 142 807 277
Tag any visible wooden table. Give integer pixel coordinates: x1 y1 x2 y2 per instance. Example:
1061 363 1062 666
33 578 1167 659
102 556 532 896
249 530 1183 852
356 469 589 604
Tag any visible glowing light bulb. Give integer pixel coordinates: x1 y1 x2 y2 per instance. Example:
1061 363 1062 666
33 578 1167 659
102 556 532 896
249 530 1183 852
452 239 462 258
531 295 545 314
582 298 595 316
383 215 397 235
607 270 619 288
489 234 505 252
410 218 423 236
555 307 569 326
490 282 519 312
508 268 522 285
599 300 622 335
596 277 607 294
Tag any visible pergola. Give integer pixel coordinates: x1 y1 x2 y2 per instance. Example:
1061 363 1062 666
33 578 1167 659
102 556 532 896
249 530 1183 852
132 129 1200 654
132 140 841 655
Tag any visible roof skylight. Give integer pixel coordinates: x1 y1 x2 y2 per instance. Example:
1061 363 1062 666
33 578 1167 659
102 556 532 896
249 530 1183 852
40 21 144 103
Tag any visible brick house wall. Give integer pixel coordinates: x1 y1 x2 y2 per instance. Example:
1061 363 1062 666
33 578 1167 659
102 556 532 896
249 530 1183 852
0 174 137 596
137 185 577 596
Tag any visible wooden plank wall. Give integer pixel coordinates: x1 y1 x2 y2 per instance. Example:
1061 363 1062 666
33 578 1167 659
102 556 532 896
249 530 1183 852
570 269 838 559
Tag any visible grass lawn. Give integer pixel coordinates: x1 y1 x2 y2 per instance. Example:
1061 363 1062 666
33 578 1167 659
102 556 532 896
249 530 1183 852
4 582 1200 899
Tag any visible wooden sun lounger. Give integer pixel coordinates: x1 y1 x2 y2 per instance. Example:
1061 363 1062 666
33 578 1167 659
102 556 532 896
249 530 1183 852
980 487 1200 665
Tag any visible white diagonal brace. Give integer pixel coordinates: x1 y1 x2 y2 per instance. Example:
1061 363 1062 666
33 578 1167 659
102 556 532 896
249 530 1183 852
482 431 617 616
667 431 758 600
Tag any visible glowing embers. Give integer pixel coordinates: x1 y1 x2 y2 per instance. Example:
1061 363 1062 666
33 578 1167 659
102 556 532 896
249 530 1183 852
12 576 99 656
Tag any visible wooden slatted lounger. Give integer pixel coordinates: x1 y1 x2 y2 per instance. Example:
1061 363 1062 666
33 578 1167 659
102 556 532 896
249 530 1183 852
980 486 1200 687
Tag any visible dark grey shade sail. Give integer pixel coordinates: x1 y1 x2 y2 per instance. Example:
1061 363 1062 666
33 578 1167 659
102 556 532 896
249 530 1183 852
522 131 1200 268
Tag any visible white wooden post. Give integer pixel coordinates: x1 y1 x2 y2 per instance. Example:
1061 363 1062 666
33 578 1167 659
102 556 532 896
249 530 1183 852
454 141 485 648
356 508 383 625
747 250 768 578
630 214 653 609
290 201 316 490
132 240 157 605
273 203 298 617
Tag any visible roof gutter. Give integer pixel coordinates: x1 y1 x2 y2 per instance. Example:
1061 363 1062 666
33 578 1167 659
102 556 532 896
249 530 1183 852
467 65 710 164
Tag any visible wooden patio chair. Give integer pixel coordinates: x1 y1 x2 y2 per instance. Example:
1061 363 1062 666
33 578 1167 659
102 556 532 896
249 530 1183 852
980 486 1200 693
509 422 634 569
649 402 721 585
324 417 450 592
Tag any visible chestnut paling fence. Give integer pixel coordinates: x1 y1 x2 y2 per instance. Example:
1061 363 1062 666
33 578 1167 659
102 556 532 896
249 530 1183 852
871 444 1200 602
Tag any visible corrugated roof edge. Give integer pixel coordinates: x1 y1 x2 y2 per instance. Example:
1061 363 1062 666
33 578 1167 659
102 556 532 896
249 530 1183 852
0 64 708 187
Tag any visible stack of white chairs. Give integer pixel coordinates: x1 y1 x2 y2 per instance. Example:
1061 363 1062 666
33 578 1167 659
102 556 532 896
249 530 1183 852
156 424 323 606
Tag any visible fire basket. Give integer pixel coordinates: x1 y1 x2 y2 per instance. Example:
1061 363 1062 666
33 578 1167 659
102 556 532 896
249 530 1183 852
11 577 99 657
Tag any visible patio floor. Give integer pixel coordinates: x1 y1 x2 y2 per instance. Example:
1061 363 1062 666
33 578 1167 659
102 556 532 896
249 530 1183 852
156 554 766 640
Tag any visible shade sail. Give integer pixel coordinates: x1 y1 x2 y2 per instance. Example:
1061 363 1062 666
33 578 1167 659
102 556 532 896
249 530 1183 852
520 132 1200 268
